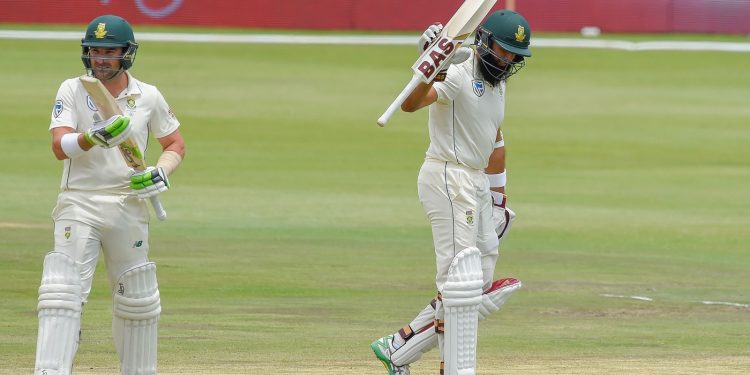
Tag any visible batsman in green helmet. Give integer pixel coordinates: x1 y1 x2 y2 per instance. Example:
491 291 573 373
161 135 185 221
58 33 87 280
371 10 530 375
475 9 532 85
36 14 186 375
81 14 139 81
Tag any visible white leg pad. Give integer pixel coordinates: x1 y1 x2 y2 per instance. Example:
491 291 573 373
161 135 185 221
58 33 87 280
392 277 523 367
390 297 439 366
35 251 82 375
478 278 522 320
112 262 161 375
442 248 483 375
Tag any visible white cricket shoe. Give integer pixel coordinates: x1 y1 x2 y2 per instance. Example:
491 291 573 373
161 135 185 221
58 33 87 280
371 335 410 375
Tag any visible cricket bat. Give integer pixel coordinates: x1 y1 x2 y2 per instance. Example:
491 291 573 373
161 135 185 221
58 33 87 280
79 75 167 221
377 0 497 126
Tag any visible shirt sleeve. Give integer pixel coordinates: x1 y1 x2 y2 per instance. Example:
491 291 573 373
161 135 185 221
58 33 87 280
49 80 77 131
149 88 180 139
433 64 464 104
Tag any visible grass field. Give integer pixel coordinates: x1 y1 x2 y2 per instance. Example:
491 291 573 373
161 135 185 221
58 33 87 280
1 31 749 374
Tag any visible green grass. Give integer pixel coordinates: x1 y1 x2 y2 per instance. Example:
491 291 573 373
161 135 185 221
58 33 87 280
1 32 749 374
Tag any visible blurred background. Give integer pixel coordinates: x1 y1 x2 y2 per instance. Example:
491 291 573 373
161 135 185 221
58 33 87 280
2 0 750 34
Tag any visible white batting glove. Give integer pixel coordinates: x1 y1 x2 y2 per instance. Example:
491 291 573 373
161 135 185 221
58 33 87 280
84 115 133 148
130 166 170 199
418 23 443 54
451 47 472 64
491 191 516 241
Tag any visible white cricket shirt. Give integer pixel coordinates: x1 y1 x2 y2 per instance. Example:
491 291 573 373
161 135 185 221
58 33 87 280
427 49 505 170
50 72 180 193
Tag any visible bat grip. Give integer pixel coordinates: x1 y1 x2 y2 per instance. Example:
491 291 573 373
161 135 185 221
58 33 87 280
377 75 423 127
149 196 167 221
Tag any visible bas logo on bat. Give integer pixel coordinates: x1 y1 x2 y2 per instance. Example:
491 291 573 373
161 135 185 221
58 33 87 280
416 37 456 79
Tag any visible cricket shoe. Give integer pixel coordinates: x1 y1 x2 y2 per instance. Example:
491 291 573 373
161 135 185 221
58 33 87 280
371 335 410 375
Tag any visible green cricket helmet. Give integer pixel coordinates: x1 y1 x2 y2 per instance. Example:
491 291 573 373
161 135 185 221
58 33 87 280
474 10 532 84
81 15 138 71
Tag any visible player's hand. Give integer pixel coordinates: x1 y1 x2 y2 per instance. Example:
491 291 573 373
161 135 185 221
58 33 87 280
419 23 471 82
84 115 132 148
449 47 472 65
418 23 443 53
130 166 170 199
491 191 516 240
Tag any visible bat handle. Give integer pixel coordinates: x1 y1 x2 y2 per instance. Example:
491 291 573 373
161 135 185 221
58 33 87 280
377 75 423 127
149 196 167 221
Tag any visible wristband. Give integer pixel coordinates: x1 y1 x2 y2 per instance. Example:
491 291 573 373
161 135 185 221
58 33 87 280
156 150 182 176
494 139 504 148
61 133 86 158
487 171 507 188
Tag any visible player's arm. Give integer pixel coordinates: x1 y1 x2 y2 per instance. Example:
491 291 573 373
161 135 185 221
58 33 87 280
155 128 186 175
51 115 133 160
401 83 438 112
486 130 506 194
51 127 94 160
487 129 516 241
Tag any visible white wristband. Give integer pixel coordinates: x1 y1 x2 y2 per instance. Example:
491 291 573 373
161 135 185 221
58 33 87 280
487 171 507 188
494 139 504 148
61 133 86 158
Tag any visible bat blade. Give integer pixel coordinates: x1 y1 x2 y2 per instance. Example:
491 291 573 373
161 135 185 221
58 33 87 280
78 75 167 221
377 0 497 127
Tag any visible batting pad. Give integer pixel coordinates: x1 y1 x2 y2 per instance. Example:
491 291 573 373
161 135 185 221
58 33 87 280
478 278 522 320
35 251 82 375
442 247 483 375
391 298 439 366
112 262 161 375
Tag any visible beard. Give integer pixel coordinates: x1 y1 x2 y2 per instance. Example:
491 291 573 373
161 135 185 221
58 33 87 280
477 52 508 86
92 64 123 81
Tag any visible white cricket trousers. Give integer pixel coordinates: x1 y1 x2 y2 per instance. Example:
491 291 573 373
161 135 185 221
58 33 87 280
417 159 499 292
51 190 151 302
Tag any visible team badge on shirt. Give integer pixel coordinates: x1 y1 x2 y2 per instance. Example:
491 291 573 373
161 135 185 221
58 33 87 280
86 95 97 111
64 226 71 239
466 210 475 225
126 96 136 110
53 100 63 118
472 80 485 97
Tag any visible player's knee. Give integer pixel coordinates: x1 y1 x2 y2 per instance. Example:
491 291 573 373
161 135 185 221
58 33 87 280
112 262 160 374
113 262 161 321
38 251 82 312
443 247 483 306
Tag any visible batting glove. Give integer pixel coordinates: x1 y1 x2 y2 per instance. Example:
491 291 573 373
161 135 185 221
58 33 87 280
84 115 132 148
418 23 444 54
130 166 170 199
418 23 472 82
491 191 516 240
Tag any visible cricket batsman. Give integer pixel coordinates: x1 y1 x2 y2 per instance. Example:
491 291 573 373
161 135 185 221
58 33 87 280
371 10 531 375
35 14 185 375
